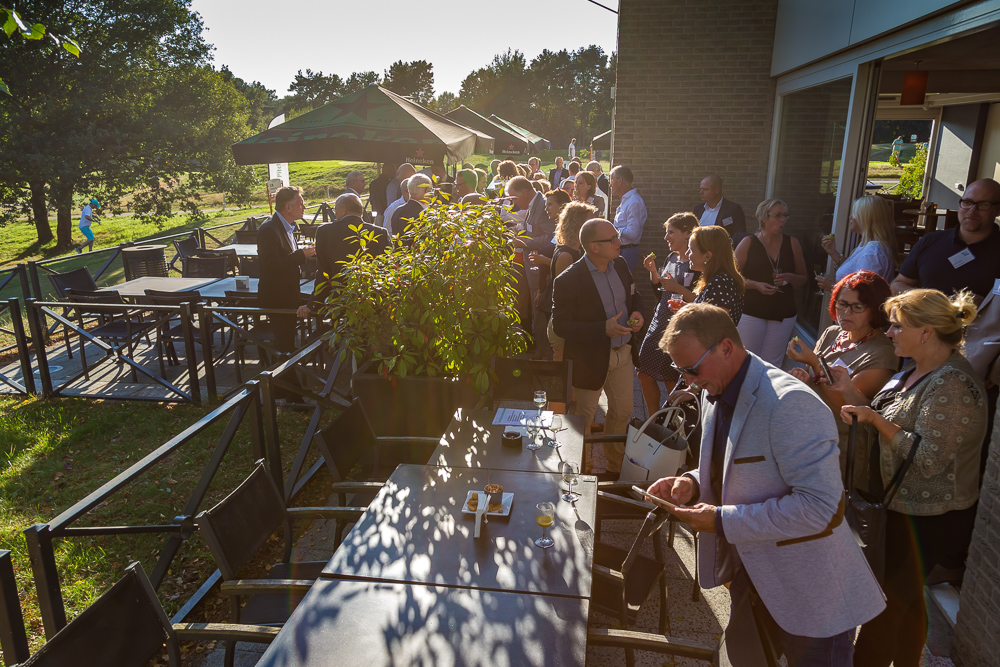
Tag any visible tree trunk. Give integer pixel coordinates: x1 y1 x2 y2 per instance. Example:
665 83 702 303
52 186 75 252
28 180 54 245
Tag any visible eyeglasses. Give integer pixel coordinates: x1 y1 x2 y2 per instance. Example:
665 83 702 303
768 212 791 219
958 199 1000 211
670 342 718 377
592 233 621 244
834 300 868 314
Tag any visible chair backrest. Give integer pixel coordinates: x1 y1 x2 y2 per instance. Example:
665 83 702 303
315 400 380 482
224 290 258 304
64 289 125 306
173 236 200 260
194 461 287 580
47 268 99 300
0 550 29 665
238 255 260 278
620 508 672 579
182 256 227 278
297 223 320 241
489 357 573 406
234 230 258 244
143 289 203 306
19 562 178 667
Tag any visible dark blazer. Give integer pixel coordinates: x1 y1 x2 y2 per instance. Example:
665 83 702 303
692 197 747 238
257 213 308 309
392 199 425 238
597 173 610 198
548 167 569 188
311 214 389 309
552 255 644 390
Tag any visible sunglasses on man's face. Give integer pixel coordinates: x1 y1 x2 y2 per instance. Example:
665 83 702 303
670 342 718 376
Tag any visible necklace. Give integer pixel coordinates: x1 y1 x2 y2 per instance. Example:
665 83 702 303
832 328 877 353
756 232 781 279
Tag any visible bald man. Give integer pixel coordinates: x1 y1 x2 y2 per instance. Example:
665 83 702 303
386 163 417 209
693 174 747 240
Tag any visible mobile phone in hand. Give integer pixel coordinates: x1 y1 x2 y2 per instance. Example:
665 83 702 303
818 356 834 384
631 485 679 511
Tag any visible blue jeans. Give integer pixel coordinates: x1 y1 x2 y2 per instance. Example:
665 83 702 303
729 567 854 667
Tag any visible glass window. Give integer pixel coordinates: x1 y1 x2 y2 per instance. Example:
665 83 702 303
771 77 854 337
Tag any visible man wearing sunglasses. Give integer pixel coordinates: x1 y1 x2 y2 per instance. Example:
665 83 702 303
648 304 884 666
891 177 1000 299
552 218 645 475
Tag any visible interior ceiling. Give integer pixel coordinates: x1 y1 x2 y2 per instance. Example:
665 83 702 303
879 25 1000 95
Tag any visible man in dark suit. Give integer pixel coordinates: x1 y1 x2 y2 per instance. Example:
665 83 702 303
297 193 389 318
258 186 316 355
692 174 747 243
392 173 433 240
552 218 645 474
548 156 569 189
587 161 610 198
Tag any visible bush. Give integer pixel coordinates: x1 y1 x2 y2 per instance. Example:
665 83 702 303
897 144 928 200
322 200 529 394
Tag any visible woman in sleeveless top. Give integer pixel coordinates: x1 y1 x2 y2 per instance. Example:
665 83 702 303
637 212 701 412
735 198 807 367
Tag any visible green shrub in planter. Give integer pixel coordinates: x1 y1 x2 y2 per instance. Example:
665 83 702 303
321 199 529 394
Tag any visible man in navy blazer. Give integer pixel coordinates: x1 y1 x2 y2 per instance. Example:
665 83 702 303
650 304 884 665
693 175 747 243
552 218 644 474
548 156 569 189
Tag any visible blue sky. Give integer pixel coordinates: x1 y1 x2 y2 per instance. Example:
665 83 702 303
190 0 620 97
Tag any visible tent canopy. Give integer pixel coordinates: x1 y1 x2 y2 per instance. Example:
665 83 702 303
446 106 529 156
231 85 489 166
591 129 612 151
487 115 551 152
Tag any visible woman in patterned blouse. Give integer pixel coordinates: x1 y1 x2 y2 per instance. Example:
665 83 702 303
836 289 985 667
683 225 744 325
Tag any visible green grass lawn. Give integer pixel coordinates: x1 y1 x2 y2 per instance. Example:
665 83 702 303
0 394 328 655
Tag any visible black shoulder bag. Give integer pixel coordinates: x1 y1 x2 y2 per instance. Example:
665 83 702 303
844 414 921 584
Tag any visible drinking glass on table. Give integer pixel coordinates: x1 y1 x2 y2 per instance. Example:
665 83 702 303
561 462 580 502
533 390 547 422
525 418 543 451
545 415 562 447
535 502 555 548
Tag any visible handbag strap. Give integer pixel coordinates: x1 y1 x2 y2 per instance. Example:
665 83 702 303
881 433 922 507
845 415 858 495
631 406 687 443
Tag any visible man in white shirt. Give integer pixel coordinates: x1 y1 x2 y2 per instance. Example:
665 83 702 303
382 177 410 240
610 165 647 270
392 174 433 239
693 175 747 241
568 138 576 160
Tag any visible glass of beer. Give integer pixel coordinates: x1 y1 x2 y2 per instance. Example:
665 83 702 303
535 502 555 548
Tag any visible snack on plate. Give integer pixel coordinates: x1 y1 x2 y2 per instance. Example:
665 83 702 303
484 483 503 512
466 493 479 511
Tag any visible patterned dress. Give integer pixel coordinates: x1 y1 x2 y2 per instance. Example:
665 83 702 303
694 272 743 325
637 253 698 381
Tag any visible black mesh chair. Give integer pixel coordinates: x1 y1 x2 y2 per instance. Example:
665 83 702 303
47 267 100 359
5 560 278 667
64 289 156 382
195 461 364 667
142 289 225 378
238 255 260 278
223 290 277 383
489 356 573 412
296 222 320 244
173 235 200 260
234 230 258 244
182 255 228 278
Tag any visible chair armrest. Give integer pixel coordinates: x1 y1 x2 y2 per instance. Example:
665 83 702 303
584 434 627 444
587 627 717 662
592 564 625 583
286 507 366 522
597 490 656 513
219 579 315 596
173 622 281 644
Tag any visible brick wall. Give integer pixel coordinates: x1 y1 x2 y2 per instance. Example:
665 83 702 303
612 0 779 311
953 400 1000 665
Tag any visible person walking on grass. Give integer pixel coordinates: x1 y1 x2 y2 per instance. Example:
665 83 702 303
76 199 101 253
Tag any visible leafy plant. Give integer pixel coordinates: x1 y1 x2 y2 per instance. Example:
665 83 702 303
322 200 529 394
897 144 928 200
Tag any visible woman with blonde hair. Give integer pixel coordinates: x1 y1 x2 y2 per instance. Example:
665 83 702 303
820 195 897 287
544 201 597 360
573 170 608 218
735 198 807 367
835 289 985 667
684 225 744 323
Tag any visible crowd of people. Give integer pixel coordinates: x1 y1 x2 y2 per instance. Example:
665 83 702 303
262 156 1000 666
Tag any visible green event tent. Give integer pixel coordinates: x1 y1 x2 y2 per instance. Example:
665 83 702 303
487 115 551 152
231 85 493 167
445 106 529 156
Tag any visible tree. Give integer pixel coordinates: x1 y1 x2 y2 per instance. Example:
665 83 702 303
343 70 380 94
219 66 278 132
382 60 434 105
1 6 81 95
0 0 257 249
428 91 457 114
284 68 343 112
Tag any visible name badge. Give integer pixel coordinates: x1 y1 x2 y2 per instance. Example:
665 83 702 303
722 216 734 227
683 272 695 287
879 371 906 394
831 358 850 373
630 283 636 295
949 248 975 269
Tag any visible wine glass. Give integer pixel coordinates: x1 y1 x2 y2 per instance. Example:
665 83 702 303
561 462 580 502
814 263 833 296
533 390 547 423
525 419 542 451
535 502 555 548
546 415 562 448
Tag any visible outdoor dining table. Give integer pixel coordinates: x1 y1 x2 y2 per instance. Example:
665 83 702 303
193 277 315 300
323 463 597 599
254 578 589 667
430 408 585 473
214 243 258 257
97 275 222 298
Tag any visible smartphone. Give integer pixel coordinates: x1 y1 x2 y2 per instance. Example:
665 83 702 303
818 356 834 384
631 485 679 511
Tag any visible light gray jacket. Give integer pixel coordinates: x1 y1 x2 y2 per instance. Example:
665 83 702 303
688 354 885 638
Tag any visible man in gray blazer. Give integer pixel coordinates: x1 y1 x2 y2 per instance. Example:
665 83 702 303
649 304 884 665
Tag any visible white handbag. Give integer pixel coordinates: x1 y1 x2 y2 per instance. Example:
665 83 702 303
618 397 698 482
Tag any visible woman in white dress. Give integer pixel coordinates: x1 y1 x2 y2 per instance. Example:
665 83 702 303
819 195 897 290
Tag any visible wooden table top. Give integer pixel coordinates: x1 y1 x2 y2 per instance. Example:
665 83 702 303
98 276 222 297
255 578 588 667
323 464 597 599
430 408 585 473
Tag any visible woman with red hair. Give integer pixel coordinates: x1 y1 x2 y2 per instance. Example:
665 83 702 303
786 270 898 485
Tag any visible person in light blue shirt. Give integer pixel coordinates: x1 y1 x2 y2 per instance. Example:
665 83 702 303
610 165 647 270
819 195 897 289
